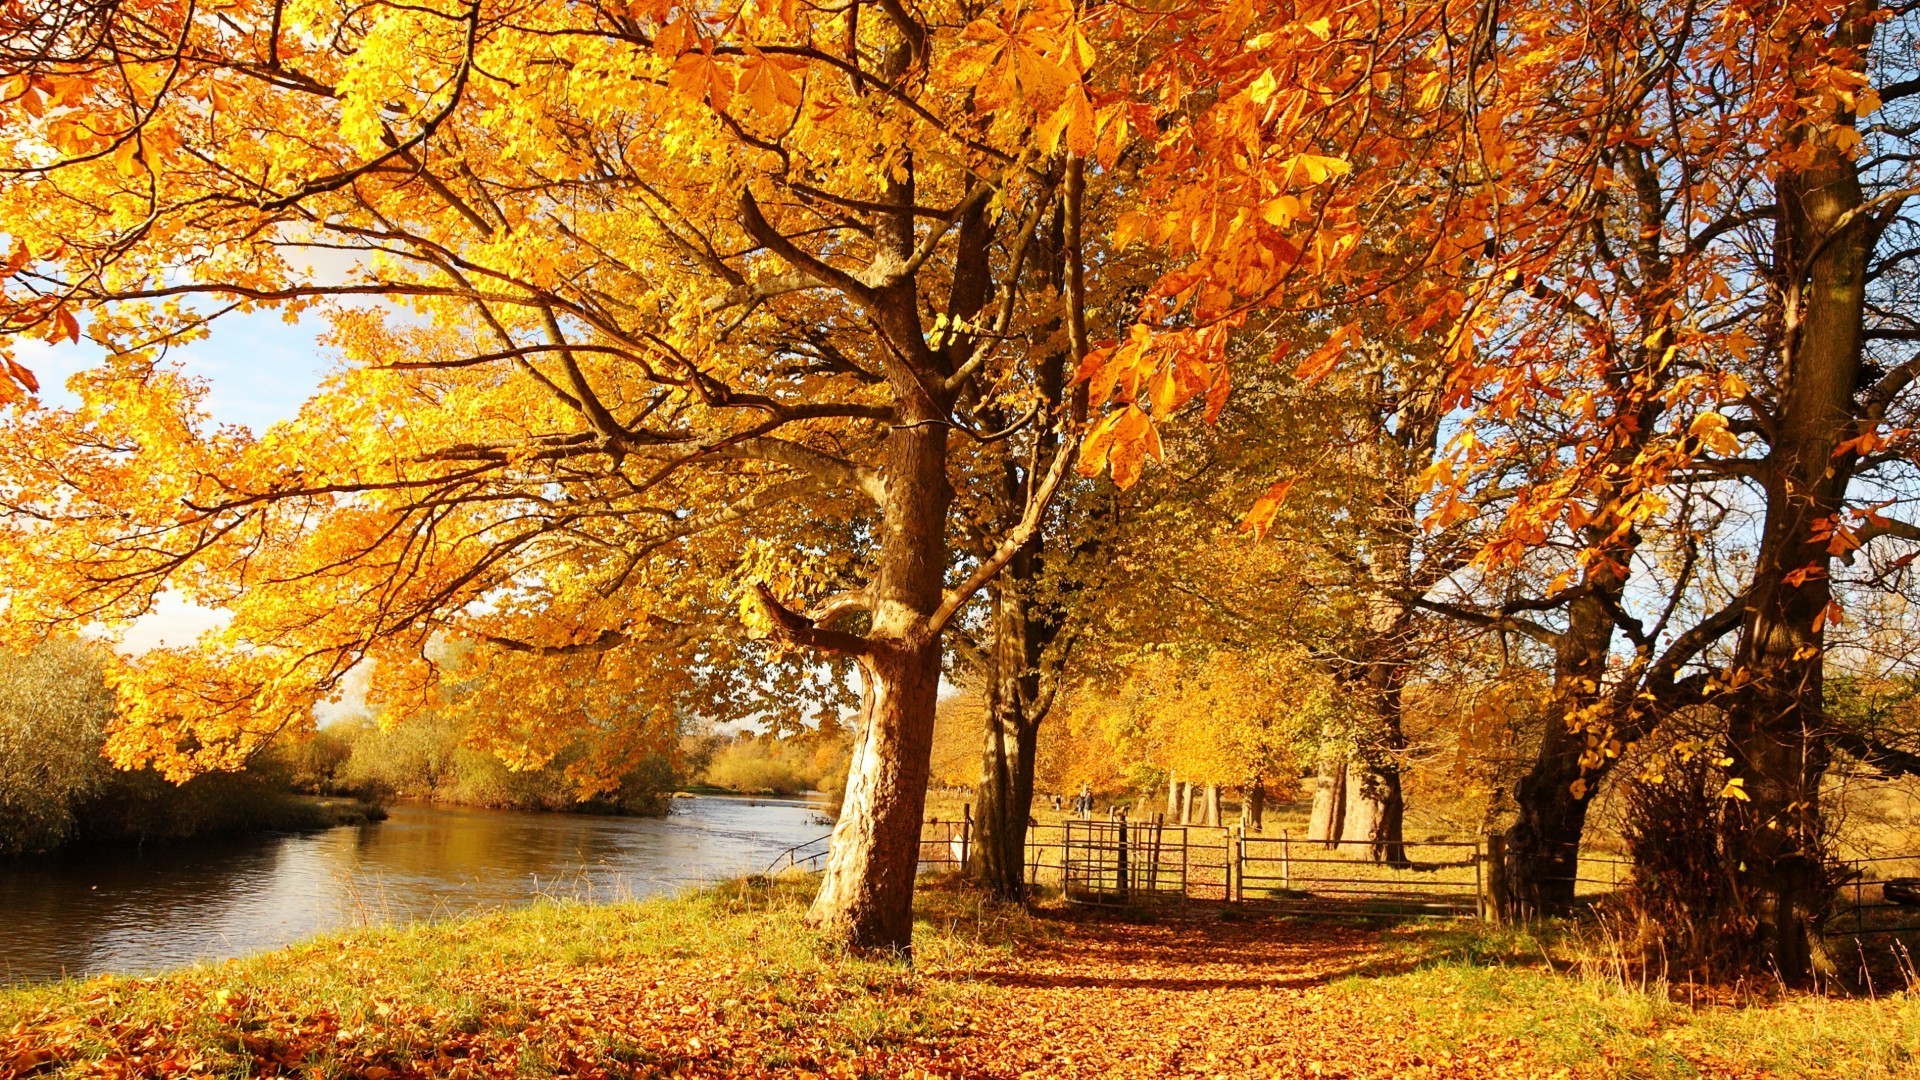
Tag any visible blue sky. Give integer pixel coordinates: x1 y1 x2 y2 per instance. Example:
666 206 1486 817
20 307 333 431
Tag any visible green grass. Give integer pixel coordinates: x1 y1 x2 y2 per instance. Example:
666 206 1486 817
1328 919 1920 1079
0 875 1027 1078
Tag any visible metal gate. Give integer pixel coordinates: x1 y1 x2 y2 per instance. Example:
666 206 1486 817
1060 818 1188 904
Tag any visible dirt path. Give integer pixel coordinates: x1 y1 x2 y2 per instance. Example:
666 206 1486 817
923 913 1547 1080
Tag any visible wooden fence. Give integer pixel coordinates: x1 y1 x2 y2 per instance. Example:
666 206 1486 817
764 813 1920 932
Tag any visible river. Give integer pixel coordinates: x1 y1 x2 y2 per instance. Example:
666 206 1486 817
0 796 832 985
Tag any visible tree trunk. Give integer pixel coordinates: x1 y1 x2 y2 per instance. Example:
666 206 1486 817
1247 781 1264 833
1504 557 1631 915
1721 24 1873 975
1166 772 1180 817
1504 722 1598 918
1308 756 1346 845
960 196 1075 906
969 687 1038 900
809 421 951 954
968 558 1047 901
1180 780 1194 825
1204 783 1221 827
1343 569 1415 864
1340 762 1407 865
810 643 943 952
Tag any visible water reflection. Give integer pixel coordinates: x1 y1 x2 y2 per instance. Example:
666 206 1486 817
0 796 829 984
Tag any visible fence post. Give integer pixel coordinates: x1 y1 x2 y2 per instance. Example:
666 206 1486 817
1167 826 1182 895
1482 833 1508 924
1149 813 1163 895
1282 829 1291 891
1232 826 1244 902
1116 812 1130 899
961 803 972 871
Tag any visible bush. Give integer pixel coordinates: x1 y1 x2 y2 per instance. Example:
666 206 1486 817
702 742 814 795
0 640 116 855
1615 754 1756 975
0 641 380 855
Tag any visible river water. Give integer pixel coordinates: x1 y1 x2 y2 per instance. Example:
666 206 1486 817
0 796 832 985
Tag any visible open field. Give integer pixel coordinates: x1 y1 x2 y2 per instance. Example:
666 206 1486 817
4 876 1916 1079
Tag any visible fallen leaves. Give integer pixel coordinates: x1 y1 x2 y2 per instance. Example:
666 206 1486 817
0 886 1879 1078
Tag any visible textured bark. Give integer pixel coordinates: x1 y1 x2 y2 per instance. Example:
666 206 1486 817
968 570 1045 900
808 422 952 953
960 179 1080 905
1307 757 1346 845
810 641 943 952
1246 782 1265 833
969 683 1038 900
1339 763 1407 865
1504 582 1621 916
1204 783 1221 827
1719 18 1874 975
1504 717 1598 918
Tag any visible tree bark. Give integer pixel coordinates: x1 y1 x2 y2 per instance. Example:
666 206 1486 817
1504 584 1621 915
808 421 951 954
1308 756 1346 845
1721 14 1874 975
969 682 1037 900
1504 720 1598 918
960 179 1078 905
1247 781 1264 833
1204 783 1221 827
1339 762 1407 865
968 570 1045 900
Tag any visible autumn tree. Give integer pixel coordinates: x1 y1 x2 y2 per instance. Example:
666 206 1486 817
0 0 1136 952
1072 0 1920 975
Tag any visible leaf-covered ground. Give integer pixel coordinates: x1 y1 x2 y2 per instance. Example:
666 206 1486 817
3 878 1915 1079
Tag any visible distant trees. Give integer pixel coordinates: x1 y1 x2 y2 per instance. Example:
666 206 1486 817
697 726 851 804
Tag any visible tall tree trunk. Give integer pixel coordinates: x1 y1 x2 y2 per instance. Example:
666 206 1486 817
961 185 1076 905
968 568 1044 901
1504 585 1621 915
1504 720 1598 918
1308 755 1346 845
1340 763 1407 865
809 422 951 953
970 684 1035 900
1724 19 1872 975
1166 772 1180 817
1204 783 1221 827
1247 781 1264 832
1181 780 1194 825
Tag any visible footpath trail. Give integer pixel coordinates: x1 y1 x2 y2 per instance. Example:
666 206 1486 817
922 913 1546 1079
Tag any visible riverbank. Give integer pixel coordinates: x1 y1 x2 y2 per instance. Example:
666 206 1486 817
10 790 387 859
4 877 1914 1079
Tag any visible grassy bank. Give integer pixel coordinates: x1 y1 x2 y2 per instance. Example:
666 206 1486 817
4 879 1916 1079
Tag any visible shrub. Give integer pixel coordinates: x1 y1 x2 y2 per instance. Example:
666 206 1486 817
699 728 851 802
0 640 116 855
1616 753 1758 976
